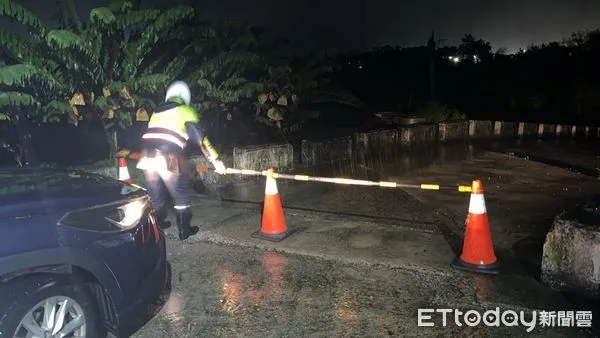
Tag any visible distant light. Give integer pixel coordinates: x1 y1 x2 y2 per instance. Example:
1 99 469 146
358 65 363 69
452 56 460 63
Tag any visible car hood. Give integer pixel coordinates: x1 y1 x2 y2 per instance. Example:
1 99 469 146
0 167 147 220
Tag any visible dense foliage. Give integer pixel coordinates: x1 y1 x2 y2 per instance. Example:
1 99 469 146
334 30 600 125
2 0 598 164
0 0 362 160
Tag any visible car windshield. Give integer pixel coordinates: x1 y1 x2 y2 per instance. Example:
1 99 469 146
0 168 123 197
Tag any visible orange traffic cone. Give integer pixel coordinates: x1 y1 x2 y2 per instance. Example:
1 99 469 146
451 179 499 275
118 157 132 184
251 168 290 242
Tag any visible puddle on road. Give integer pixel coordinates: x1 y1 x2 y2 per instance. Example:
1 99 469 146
299 140 479 181
297 138 598 181
203 138 600 333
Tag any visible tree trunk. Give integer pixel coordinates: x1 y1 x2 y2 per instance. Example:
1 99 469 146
64 0 82 32
105 130 118 159
98 114 118 160
15 116 38 165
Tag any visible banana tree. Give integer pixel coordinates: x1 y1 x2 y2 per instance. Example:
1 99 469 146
0 0 195 158
0 0 78 163
0 0 74 123
128 19 270 148
63 0 196 156
193 59 265 130
159 20 267 126
255 53 363 135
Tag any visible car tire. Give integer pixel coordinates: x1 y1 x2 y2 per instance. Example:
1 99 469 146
0 274 105 338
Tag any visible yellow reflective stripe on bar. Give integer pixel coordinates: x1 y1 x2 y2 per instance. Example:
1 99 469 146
458 185 472 192
218 167 473 193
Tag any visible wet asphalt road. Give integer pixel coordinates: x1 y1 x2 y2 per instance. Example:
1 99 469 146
126 139 599 337
130 241 588 338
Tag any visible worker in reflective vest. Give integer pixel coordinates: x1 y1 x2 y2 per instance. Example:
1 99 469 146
137 80 226 240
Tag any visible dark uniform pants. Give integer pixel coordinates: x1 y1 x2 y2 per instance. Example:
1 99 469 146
144 162 193 211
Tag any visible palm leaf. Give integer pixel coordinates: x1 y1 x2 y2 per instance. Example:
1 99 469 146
42 100 73 113
90 7 116 26
46 30 99 68
127 74 170 92
0 64 63 92
0 30 38 62
0 91 37 108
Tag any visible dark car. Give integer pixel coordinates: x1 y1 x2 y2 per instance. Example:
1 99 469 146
0 166 168 337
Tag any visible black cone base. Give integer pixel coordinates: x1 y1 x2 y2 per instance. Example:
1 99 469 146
251 228 300 242
451 256 499 275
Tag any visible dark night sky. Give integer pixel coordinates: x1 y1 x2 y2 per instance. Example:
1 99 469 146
7 0 600 54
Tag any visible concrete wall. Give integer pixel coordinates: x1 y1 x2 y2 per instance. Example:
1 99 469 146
401 123 438 145
469 120 493 138
73 119 600 182
233 143 294 171
353 128 406 161
556 124 573 138
301 137 352 166
574 126 587 139
438 121 469 142
538 124 556 138
518 122 538 137
301 119 600 167
493 121 519 138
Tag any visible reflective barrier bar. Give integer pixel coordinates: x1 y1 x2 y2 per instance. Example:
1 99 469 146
195 166 473 193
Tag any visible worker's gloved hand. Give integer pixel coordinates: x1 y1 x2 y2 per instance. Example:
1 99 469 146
212 160 226 175
115 149 131 158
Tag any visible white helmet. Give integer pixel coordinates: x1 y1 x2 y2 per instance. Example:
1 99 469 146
165 81 191 106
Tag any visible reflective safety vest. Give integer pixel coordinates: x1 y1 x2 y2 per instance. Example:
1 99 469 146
141 103 200 149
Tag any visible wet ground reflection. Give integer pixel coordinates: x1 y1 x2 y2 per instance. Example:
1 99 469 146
127 138 600 337
472 274 493 302
297 138 599 181
219 251 288 314
129 244 416 337
130 243 592 337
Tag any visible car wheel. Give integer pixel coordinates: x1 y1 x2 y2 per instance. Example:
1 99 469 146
0 274 104 338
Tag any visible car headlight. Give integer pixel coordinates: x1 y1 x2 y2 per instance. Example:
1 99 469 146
58 196 150 232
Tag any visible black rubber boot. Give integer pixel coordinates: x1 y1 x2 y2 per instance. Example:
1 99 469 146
155 208 171 229
175 208 198 240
